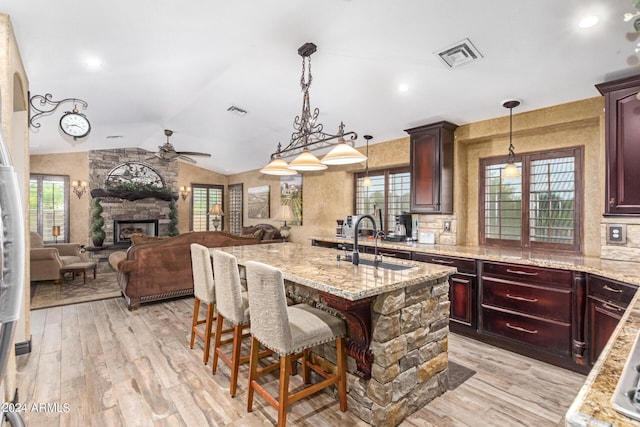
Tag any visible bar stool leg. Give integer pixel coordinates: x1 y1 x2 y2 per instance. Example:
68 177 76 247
202 304 215 364
190 298 201 349
247 337 260 412
278 354 292 427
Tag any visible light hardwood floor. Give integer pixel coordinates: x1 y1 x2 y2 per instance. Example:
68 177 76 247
14 297 586 426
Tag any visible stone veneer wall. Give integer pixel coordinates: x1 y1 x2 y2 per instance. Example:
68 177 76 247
285 275 450 427
88 148 179 245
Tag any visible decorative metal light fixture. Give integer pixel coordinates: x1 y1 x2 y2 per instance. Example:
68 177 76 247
209 204 224 231
179 186 191 201
71 180 88 198
501 99 521 179
260 43 365 175
362 135 373 187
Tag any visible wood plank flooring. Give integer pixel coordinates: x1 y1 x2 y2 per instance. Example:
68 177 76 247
14 297 586 426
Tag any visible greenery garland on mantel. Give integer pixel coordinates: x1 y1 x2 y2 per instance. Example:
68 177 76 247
90 183 177 201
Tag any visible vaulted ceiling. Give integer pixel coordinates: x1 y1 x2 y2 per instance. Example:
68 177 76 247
1 1 636 174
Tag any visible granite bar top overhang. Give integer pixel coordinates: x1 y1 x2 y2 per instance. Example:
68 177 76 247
212 242 456 301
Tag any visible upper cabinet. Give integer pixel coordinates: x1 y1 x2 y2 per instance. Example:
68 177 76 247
405 121 457 213
596 74 640 215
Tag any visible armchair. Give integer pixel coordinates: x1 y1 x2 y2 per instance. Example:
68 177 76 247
29 232 85 282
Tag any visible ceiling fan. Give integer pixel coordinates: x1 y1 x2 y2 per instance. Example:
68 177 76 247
152 129 211 164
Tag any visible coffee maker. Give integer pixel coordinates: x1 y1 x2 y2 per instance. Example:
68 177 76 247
395 213 412 239
342 215 360 238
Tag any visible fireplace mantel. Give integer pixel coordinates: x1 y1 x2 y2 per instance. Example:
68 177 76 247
90 188 177 201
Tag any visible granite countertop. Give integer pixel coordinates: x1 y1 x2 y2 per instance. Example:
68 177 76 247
566 292 640 426
311 236 640 287
212 242 456 301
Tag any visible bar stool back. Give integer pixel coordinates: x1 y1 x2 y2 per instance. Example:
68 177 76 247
245 260 347 426
189 243 217 364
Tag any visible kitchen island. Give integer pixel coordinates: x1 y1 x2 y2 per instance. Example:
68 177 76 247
213 242 456 426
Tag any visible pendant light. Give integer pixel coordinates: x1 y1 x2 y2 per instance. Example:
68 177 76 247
501 99 521 179
288 149 327 171
362 135 373 187
260 153 298 175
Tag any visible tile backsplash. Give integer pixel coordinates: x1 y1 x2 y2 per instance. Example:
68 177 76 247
414 214 457 245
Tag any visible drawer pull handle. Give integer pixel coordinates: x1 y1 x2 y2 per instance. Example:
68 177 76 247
603 285 623 294
506 322 538 334
602 302 623 312
431 259 454 265
383 253 397 257
506 269 539 276
506 293 538 303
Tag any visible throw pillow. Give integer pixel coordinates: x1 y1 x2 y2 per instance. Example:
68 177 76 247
262 229 276 241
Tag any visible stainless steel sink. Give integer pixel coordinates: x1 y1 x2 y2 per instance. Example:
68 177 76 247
356 258 413 271
613 331 640 421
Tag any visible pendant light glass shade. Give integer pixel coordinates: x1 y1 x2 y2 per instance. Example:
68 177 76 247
321 141 367 165
288 149 328 171
260 156 298 175
363 176 372 187
501 162 520 179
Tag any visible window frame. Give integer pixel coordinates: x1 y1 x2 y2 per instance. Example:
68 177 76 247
354 166 411 234
29 174 70 243
479 146 583 252
190 184 224 232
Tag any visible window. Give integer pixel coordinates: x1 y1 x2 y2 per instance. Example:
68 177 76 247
191 184 224 231
480 147 583 251
228 184 243 235
354 167 411 233
29 175 70 243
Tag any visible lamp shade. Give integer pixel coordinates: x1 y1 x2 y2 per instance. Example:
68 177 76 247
209 204 224 216
501 162 521 179
52 225 61 237
288 150 328 171
260 156 298 176
276 204 295 223
321 142 367 165
363 176 372 187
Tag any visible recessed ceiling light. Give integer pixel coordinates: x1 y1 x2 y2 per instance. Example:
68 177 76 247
85 57 102 69
578 15 599 29
398 84 409 92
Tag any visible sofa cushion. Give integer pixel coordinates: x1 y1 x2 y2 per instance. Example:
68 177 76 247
131 235 170 245
262 229 276 241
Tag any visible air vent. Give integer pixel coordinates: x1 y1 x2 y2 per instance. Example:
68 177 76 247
436 38 483 69
227 105 248 116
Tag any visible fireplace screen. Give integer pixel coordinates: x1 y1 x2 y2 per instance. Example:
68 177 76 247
114 220 159 244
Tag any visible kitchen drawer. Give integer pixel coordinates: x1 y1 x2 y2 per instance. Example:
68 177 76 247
414 253 476 274
483 278 572 323
482 261 572 288
482 306 571 356
588 274 637 308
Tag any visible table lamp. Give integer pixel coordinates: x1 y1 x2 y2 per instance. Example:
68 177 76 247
277 204 294 242
209 204 224 231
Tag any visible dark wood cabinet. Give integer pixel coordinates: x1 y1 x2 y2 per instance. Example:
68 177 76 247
480 261 579 362
365 246 412 260
405 121 457 213
587 274 637 364
596 74 640 215
414 253 476 331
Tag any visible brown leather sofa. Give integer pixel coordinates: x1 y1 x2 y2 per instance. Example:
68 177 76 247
109 231 264 310
239 223 283 242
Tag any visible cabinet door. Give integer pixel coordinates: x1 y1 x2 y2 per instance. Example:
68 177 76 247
406 121 457 213
588 297 624 363
596 75 640 214
450 273 476 329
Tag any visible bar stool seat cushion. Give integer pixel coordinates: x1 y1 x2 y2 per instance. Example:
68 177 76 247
283 304 346 356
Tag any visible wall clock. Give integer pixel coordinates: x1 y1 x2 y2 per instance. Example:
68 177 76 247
59 108 91 139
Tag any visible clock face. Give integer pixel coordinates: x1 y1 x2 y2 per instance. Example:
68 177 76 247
59 112 91 138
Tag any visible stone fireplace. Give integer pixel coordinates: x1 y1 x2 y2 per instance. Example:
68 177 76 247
113 219 159 245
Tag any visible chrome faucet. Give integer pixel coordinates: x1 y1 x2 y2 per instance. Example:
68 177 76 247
352 214 380 266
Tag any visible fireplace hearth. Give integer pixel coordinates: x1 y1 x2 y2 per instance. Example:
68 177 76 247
114 219 159 245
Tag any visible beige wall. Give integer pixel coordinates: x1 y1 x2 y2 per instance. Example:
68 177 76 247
454 97 604 256
30 152 91 244
228 137 409 244
177 162 228 233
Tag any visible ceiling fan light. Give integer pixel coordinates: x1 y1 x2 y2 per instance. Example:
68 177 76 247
501 162 521 179
288 150 327 171
260 157 297 175
321 143 367 165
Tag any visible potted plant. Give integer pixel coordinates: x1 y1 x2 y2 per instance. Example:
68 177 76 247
91 197 106 247
168 199 179 236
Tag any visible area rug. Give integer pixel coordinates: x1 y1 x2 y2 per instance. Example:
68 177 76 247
30 270 122 310
448 360 476 390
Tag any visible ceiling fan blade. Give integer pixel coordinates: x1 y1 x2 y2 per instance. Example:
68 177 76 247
175 151 211 157
177 155 197 164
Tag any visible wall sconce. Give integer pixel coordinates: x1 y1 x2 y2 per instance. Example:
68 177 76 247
52 225 60 243
179 186 191 201
276 204 295 242
209 204 224 231
72 181 88 198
